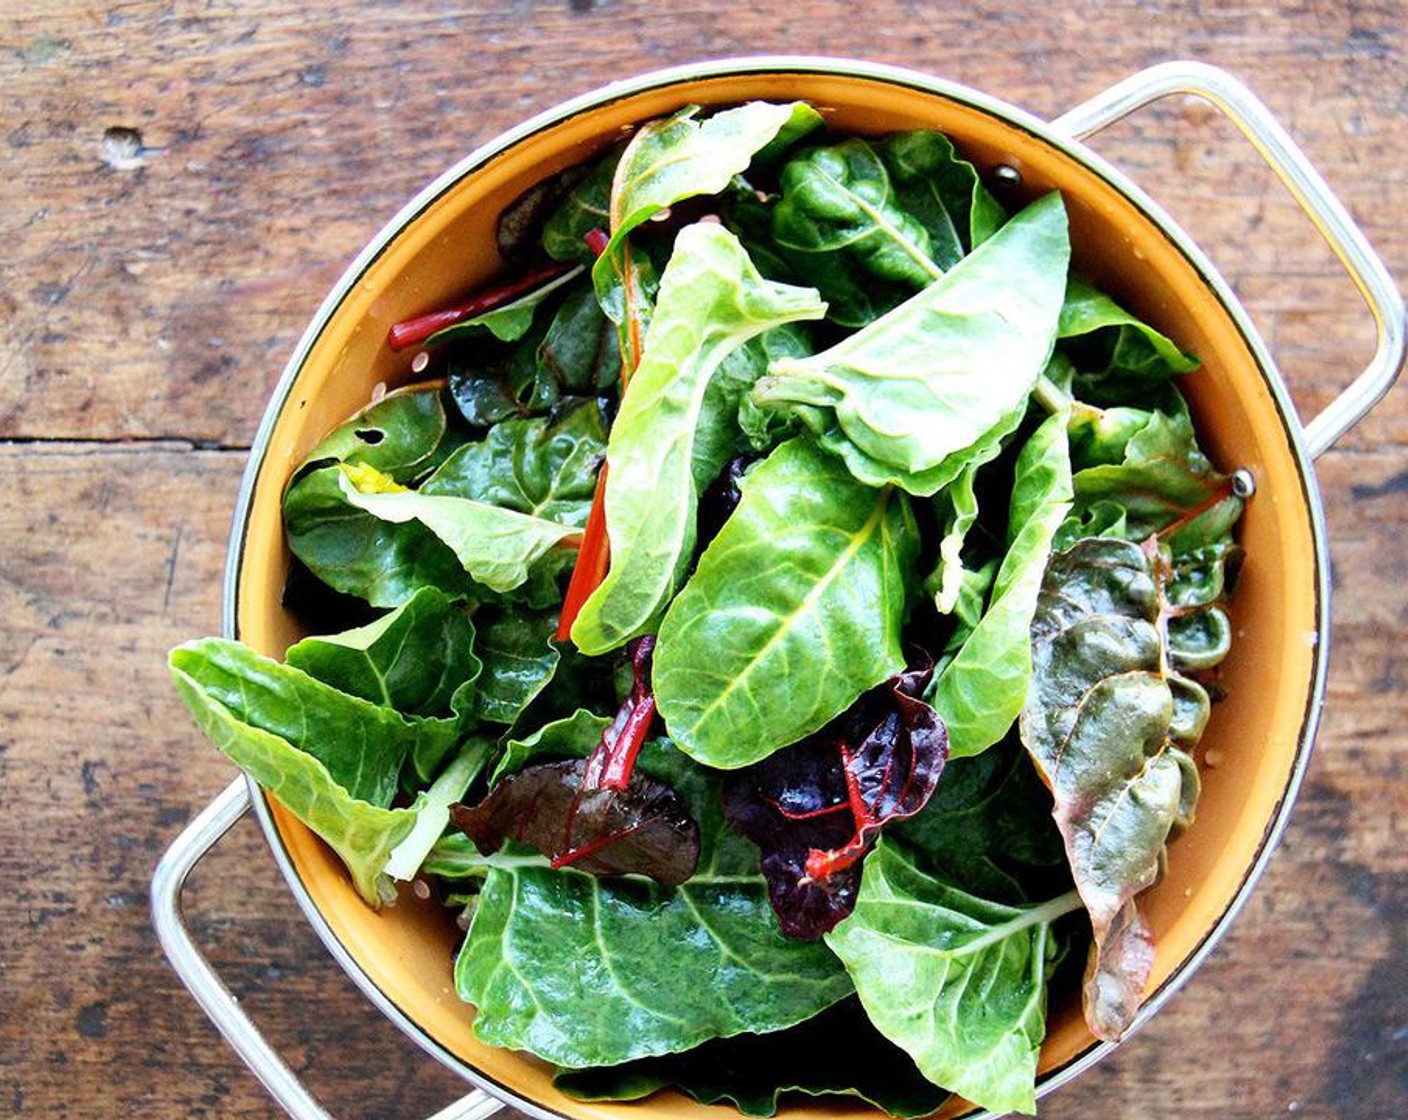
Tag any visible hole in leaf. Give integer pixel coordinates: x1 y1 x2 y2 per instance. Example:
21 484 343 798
353 428 385 445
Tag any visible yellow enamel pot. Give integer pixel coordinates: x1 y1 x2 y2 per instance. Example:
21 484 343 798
154 56 1405 1120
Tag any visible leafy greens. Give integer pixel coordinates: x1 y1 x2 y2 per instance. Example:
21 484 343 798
170 97 1250 1118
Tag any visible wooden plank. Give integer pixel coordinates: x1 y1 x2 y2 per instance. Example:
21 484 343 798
0 443 474 1119
1 3 1404 446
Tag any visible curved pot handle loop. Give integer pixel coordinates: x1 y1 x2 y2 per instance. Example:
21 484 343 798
151 778 505 1120
1051 59 1406 460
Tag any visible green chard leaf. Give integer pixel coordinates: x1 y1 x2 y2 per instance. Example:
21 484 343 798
336 463 581 595
536 282 622 396
877 130 1005 267
813 397 1027 498
695 323 813 480
427 265 585 346
455 858 851 1070
284 464 474 608
169 639 456 804
1057 277 1199 403
284 586 481 780
770 138 942 325
609 101 823 236
542 152 616 262
454 735 850 1068
921 399 1029 610
488 707 610 785
1019 536 1210 1041
496 158 596 262
301 388 455 484
654 437 917 769
285 586 479 718
441 275 620 432
420 400 606 524
930 410 1073 758
554 998 951 1119
592 100 823 373
469 606 562 727
445 314 553 428
893 739 1070 906
169 639 461 904
1063 401 1242 554
752 193 1070 493
825 840 1081 1115
570 224 826 655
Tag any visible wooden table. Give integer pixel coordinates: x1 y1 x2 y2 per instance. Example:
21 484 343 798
3 3 1404 1117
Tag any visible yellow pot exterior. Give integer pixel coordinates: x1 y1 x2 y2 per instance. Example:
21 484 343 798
231 62 1323 1120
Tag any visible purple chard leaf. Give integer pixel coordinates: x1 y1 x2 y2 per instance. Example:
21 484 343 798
724 659 949 938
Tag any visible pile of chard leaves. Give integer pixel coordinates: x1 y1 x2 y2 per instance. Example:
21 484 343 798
170 99 1246 1117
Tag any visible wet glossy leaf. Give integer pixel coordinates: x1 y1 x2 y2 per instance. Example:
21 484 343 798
753 194 1069 491
456 857 852 1069
825 841 1081 1115
1082 898 1155 1042
284 465 473 608
877 130 1005 267
542 152 616 262
285 586 479 718
470 606 561 726
301 388 453 483
654 437 917 769
536 283 621 395
554 998 951 1118
420 400 606 525
930 410 1072 758
771 139 941 324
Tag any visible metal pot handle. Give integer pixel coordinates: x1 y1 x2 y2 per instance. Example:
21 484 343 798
151 778 505 1120
1050 60 1406 459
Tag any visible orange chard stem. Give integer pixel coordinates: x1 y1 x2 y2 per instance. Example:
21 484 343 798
555 464 612 642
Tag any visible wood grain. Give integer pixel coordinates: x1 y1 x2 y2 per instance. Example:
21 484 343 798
1 3 1403 1119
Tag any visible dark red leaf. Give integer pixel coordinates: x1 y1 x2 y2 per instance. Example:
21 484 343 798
723 659 949 939
449 757 699 887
